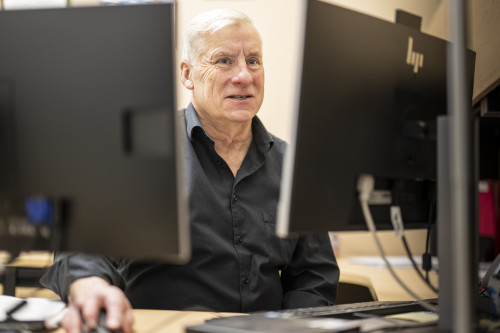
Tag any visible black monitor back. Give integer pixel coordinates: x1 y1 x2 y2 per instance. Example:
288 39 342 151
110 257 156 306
277 0 475 235
0 3 190 263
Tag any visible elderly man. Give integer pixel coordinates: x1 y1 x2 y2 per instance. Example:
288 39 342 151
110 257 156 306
41 8 339 333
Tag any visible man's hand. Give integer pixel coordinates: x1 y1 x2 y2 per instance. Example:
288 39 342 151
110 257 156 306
62 276 134 333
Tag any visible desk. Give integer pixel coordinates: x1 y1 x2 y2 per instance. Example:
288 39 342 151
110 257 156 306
0 251 53 267
337 257 439 301
43 259 435 332
0 251 57 299
2 254 437 332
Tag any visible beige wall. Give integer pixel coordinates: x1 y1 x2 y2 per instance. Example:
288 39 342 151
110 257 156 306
470 0 500 103
321 0 449 39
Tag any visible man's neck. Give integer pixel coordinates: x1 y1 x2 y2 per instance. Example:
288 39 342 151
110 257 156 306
199 117 253 177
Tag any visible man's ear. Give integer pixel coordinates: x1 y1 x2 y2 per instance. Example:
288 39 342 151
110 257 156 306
180 61 194 90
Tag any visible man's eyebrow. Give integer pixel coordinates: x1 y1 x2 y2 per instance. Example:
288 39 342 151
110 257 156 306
208 50 232 60
247 51 263 58
208 48 262 60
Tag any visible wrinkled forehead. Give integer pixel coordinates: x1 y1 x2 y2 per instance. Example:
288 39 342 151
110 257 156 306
203 23 263 57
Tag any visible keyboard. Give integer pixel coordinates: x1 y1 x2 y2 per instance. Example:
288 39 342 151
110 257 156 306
185 299 438 333
265 299 437 318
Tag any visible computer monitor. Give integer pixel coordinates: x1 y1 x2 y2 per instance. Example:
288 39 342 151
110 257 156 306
277 0 475 237
0 2 190 263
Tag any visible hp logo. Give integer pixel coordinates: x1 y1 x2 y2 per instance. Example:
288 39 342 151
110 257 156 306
406 37 424 74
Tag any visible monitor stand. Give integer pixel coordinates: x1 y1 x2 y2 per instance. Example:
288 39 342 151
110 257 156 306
437 115 478 331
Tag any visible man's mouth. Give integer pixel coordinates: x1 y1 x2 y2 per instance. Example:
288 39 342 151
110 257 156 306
228 95 252 100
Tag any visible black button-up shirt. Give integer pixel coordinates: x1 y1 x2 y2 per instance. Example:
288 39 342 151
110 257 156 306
42 104 339 312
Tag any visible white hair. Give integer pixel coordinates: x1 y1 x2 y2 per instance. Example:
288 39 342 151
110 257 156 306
182 8 262 65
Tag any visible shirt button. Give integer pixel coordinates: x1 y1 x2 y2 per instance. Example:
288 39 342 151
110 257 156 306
242 277 250 285
216 160 223 166
233 194 238 201
238 235 244 243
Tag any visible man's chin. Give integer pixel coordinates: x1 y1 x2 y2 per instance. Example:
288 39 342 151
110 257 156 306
225 109 258 122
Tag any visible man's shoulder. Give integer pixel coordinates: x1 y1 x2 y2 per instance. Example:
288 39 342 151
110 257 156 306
270 133 286 146
269 133 287 155
177 108 187 117
176 108 188 130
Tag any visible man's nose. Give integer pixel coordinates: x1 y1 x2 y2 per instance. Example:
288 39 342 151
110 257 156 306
231 63 253 85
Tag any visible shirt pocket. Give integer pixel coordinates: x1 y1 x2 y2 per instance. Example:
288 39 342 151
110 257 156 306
262 210 297 265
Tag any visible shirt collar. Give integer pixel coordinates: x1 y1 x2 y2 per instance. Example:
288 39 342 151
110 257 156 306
185 103 275 154
185 103 203 141
251 114 275 154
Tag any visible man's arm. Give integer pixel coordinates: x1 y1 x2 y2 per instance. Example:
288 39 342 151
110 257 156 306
280 233 340 309
40 253 133 332
41 252 126 301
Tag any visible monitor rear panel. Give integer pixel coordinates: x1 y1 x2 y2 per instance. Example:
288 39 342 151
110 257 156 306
278 0 475 234
0 3 190 263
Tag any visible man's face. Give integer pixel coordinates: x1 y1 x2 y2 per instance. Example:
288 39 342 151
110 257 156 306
187 23 264 125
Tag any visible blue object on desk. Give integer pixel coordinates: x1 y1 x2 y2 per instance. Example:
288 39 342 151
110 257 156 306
25 197 53 226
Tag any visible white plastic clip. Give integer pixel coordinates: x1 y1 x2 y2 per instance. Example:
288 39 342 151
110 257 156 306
390 205 404 237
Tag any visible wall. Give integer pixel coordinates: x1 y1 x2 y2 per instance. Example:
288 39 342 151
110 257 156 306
471 0 500 103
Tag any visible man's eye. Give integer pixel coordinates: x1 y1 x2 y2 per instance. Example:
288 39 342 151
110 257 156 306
217 58 230 65
248 58 261 66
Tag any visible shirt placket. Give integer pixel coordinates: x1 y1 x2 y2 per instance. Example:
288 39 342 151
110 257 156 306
232 154 265 312
230 179 252 311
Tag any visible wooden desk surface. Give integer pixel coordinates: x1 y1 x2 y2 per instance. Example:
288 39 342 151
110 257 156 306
0 251 53 268
0 251 58 299
337 257 439 301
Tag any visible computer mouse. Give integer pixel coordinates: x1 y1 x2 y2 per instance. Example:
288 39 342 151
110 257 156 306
84 310 123 333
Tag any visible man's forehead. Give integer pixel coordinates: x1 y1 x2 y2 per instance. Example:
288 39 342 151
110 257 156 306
208 43 262 57
204 24 261 53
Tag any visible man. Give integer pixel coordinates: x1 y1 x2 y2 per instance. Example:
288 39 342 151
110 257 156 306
41 8 339 333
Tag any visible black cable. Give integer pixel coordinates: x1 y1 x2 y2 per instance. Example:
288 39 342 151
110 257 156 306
424 201 434 256
358 176 437 312
390 187 438 294
423 199 437 284
401 235 438 294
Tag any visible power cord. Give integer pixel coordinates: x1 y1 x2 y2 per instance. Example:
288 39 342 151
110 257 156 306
400 235 438 294
357 174 437 313
392 188 438 293
423 200 436 286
